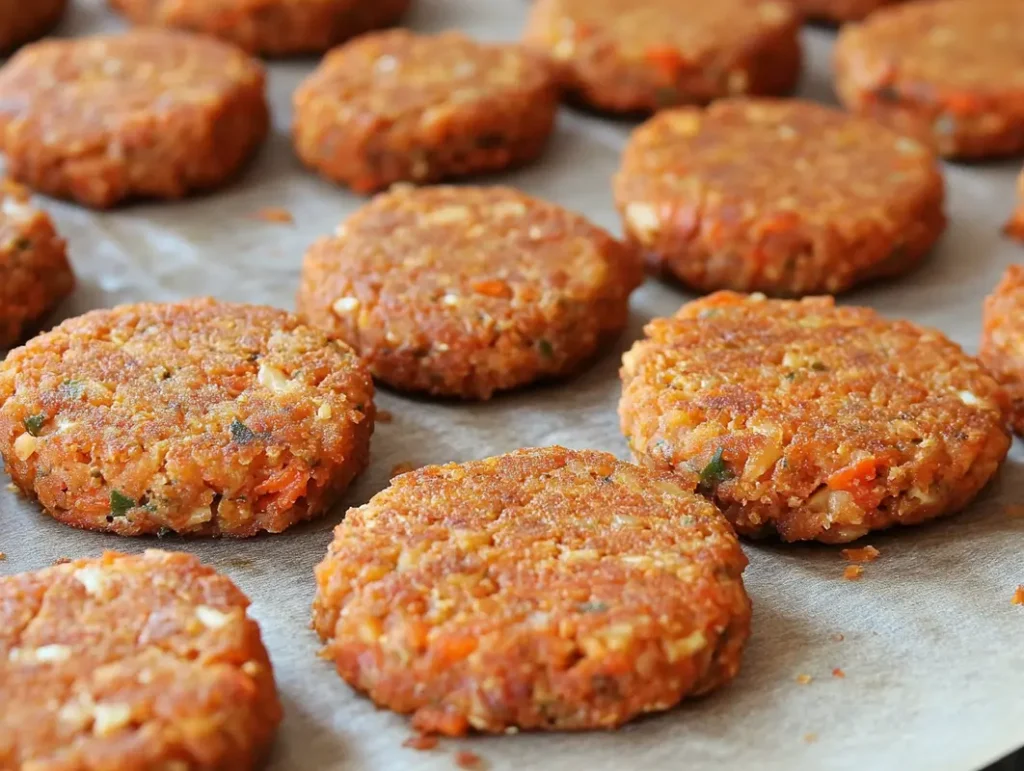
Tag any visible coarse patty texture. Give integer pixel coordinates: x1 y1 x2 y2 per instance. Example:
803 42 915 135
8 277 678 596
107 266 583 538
1 550 281 770
0 0 66 52
792 0 905 23
297 185 643 400
108 0 411 56
292 29 558 193
620 292 1011 543
0 298 375 536
835 0 1024 159
0 30 269 208
981 265 1024 436
313 446 751 736
614 99 946 296
0 181 73 349
522 0 801 114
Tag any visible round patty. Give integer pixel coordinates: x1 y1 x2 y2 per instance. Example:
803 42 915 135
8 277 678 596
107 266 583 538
0 181 73 349
981 265 1024 436
1 549 281 770
0 0 66 52
1006 167 1024 241
0 30 269 209
614 99 946 296
522 0 801 114
313 446 751 736
107 0 411 57
792 0 905 23
835 0 1024 159
292 29 559 194
0 298 375 537
620 291 1011 544
297 185 643 400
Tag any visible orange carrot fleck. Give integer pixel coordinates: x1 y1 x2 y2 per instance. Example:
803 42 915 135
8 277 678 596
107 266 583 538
402 734 439 751
840 545 880 563
843 565 864 581
471 279 513 299
832 667 846 678
250 207 294 225
1012 586 1024 606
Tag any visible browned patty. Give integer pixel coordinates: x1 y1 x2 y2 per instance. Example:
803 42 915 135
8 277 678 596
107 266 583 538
0 298 375 536
1 550 281 770
0 30 269 208
793 0 906 23
835 0 1024 158
0 0 66 51
292 29 559 194
0 180 73 349
620 292 1011 543
1006 167 1024 241
614 99 946 296
296 185 643 399
107 0 411 56
981 265 1024 436
522 0 801 114
314 446 751 736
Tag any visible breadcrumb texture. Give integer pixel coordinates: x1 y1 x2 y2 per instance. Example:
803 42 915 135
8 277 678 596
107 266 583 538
0 298 375 536
0 549 281 770
293 30 558 194
0 30 269 208
313 446 751 735
792 0 904 23
0 181 73 349
620 292 1011 543
108 0 410 56
297 185 643 400
614 99 945 296
835 0 1024 159
522 0 801 114
981 265 1024 436
0 0 66 51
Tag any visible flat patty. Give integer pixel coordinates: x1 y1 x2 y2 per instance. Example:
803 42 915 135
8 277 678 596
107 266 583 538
620 292 1011 543
981 265 1024 435
292 29 558 193
614 99 946 296
297 185 643 400
0 181 73 349
0 298 375 536
313 446 751 735
0 0 66 51
835 0 1024 158
1 550 281 770
0 30 269 208
108 0 411 56
792 0 904 23
522 0 801 114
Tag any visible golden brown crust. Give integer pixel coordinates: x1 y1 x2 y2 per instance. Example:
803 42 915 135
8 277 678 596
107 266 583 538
614 99 946 296
0 181 73 349
792 0 905 23
981 265 1024 436
107 0 411 56
0 30 269 209
522 0 801 114
0 550 281 770
834 0 1024 159
0 298 375 536
313 446 751 735
0 0 66 51
620 292 1011 543
296 185 643 400
292 30 559 193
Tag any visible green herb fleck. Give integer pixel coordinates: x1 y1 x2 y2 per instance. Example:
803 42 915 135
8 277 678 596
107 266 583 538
578 601 609 614
59 380 84 399
537 339 555 359
230 418 257 444
110 490 135 518
698 447 733 493
22 414 45 437
810 361 828 372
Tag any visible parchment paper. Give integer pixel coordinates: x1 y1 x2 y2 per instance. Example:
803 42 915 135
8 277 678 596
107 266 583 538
2 2 1023 769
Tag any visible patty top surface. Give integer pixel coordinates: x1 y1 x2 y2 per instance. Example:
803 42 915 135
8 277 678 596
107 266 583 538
837 0 1024 96
0 30 265 150
295 29 553 120
616 99 942 231
1 549 281 769
982 265 1024 380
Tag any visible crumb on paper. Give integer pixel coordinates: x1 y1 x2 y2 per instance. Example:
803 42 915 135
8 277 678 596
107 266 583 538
1013 586 1024 606
377 410 394 424
843 565 864 581
0 552 6 561
53 557 71 565
840 545 879 563
402 734 438 751
832 667 845 678
250 207 294 225
6 483 17 492
803 733 818 744
390 461 417 478
454 750 483 769
796 673 813 685
831 632 845 642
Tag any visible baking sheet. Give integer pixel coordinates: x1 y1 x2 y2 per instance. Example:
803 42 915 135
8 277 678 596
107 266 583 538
2 1 1023 769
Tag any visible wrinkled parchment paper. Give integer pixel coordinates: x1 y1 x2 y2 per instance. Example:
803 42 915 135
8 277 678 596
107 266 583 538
2 2 1023 769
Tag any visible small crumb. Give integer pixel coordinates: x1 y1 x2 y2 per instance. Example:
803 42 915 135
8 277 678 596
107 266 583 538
0 552 5 561
249 207 294 225
1012 586 1024 606
803 733 818 744
843 565 864 581
53 557 71 565
840 545 879 563
796 674 813 685
402 734 438 751
390 462 417 479
455 751 483 770
6 483 17 492
377 410 394 424
831 632 845 642
832 667 845 678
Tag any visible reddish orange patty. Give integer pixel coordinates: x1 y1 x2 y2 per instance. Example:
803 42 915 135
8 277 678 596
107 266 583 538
0 298 375 536
0 0 66 51
1 550 281 770
981 265 1024 436
314 446 751 736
